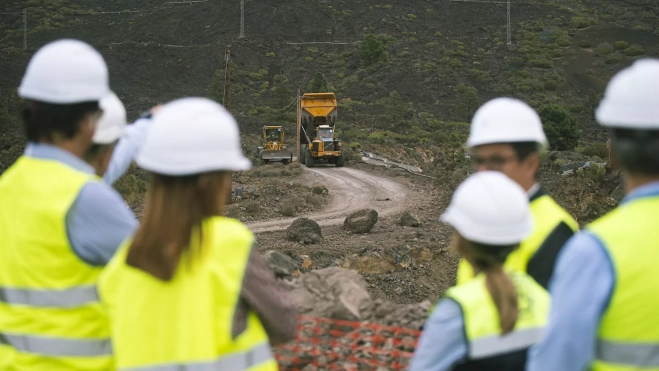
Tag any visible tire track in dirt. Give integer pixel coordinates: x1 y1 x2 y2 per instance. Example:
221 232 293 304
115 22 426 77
246 166 409 233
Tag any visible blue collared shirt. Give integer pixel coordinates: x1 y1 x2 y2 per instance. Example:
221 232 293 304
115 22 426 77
25 143 138 266
409 299 467 371
103 117 151 185
527 181 659 371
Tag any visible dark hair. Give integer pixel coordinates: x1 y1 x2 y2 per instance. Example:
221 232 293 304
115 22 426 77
22 100 100 142
510 141 540 162
455 233 520 334
83 143 114 162
610 128 659 176
126 172 231 281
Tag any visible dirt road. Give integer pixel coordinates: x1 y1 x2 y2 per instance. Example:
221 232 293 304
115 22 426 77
246 166 409 233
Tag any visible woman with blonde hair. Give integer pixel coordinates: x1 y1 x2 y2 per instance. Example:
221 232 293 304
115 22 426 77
410 171 550 371
98 97 297 371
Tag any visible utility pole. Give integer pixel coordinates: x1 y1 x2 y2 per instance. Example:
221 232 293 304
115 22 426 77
23 8 27 51
296 89 301 163
239 0 244 38
506 0 511 46
224 47 231 113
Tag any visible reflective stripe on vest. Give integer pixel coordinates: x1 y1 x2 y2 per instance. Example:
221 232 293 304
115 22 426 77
456 192 578 285
0 332 112 357
0 157 110 370
122 342 273 371
0 285 98 307
596 339 659 368
587 194 659 370
470 327 544 359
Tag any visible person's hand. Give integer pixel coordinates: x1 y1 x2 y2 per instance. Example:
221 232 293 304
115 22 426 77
150 104 163 115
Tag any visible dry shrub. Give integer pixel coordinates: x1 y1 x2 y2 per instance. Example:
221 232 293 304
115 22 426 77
280 203 296 217
244 201 260 215
312 184 328 195
225 205 241 219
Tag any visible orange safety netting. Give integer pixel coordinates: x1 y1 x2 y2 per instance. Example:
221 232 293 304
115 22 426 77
275 315 422 371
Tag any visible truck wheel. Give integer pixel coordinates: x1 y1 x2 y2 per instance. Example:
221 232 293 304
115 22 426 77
335 155 345 167
305 151 316 168
300 146 306 164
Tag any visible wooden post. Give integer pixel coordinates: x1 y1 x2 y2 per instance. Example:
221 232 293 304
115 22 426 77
224 48 231 113
296 89 301 163
239 0 244 38
23 9 27 51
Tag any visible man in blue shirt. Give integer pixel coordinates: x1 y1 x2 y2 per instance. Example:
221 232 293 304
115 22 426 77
528 59 659 370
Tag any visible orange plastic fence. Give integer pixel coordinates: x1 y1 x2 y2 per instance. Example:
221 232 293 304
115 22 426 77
275 315 422 371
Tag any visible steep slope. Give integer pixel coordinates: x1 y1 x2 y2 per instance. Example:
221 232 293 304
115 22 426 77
1 0 658 172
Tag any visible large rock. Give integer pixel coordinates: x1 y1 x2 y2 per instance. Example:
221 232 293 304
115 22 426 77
343 209 378 233
285 267 373 321
282 267 431 328
400 212 421 227
343 246 434 274
286 217 322 244
264 250 298 278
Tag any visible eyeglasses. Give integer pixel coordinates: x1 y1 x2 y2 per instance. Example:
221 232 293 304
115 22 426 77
470 154 518 171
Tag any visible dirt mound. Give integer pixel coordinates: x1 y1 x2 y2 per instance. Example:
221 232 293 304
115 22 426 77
282 267 430 329
344 209 379 234
287 218 323 244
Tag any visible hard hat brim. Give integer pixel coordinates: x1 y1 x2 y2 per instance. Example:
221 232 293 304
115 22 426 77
136 153 252 176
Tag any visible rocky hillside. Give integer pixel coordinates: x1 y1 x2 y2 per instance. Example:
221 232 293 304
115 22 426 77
0 0 655 191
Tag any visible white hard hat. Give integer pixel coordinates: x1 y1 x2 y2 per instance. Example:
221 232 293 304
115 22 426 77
440 171 533 245
18 39 109 104
596 59 659 129
467 97 548 147
93 92 126 144
136 97 251 175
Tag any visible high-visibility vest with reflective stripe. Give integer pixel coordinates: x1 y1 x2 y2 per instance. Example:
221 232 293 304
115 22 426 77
456 193 578 285
98 216 278 371
0 156 111 371
588 194 659 371
444 271 550 370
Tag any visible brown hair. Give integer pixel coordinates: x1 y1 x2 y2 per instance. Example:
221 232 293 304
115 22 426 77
126 171 232 281
453 231 519 334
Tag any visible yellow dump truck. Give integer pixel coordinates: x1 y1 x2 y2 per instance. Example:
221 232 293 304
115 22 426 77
258 125 293 164
298 92 344 168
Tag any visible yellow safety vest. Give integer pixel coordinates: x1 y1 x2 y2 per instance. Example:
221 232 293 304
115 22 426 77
0 156 112 371
444 271 550 370
456 192 578 286
588 194 659 371
98 216 278 371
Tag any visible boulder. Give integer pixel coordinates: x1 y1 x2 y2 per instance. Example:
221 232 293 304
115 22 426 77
400 212 421 227
343 209 378 233
285 267 373 321
264 250 298 278
286 217 322 244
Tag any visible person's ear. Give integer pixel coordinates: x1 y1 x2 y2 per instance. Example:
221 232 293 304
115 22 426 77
524 152 540 178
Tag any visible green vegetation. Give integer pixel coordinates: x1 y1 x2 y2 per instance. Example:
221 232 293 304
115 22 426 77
614 41 629 50
308 72 329 93
595 42 614 54
538 104 580 151
623 44 645 56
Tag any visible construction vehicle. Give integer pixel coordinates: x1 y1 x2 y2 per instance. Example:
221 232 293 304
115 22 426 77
298 92 344 168
258 125 293 164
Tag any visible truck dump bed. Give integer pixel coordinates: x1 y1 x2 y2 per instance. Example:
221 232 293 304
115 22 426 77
300 93 337 125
